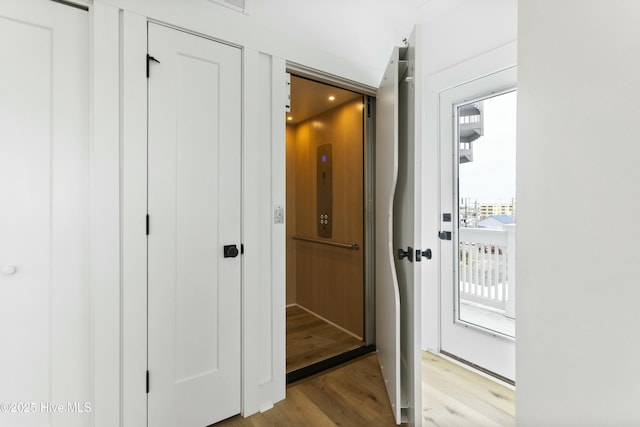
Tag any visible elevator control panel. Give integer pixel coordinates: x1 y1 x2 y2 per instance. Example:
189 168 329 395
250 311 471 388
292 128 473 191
317 144 333 238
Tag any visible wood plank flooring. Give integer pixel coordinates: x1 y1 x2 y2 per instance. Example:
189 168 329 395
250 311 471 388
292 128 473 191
215 352 515 426
422 352 515 426
286 305 362 372
216 354 396 427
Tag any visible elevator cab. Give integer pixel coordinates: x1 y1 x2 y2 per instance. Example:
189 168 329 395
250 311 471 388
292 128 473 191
285 75 373 380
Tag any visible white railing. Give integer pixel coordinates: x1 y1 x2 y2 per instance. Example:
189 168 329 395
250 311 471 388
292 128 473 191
459 224 515 319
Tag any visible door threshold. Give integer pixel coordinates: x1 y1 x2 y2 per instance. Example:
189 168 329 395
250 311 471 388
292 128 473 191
439 350 515 388
286 345 376 385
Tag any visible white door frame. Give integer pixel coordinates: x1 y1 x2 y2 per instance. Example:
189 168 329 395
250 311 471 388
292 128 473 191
117 10 288 427
285 61 378 348
91 3 124 427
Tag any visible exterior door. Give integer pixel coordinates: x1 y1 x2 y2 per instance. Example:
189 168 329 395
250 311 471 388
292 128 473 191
0 1 90 426
376 27 422 426
439 67 517 382
147 23 242 427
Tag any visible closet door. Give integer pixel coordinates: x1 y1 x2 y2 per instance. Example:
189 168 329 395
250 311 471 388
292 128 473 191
147 23 242 427
0 1 90 426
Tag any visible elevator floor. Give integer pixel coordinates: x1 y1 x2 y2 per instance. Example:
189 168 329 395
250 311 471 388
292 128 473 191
286 305 363 373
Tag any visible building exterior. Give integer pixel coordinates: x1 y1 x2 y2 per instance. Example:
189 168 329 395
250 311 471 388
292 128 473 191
479 202 515 219
460 201 516 227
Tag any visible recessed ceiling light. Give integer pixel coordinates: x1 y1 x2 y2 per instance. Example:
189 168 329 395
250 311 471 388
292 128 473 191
287 116 293 121
328 96 335 101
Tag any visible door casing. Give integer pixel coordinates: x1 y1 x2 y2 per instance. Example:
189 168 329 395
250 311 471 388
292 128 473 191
285 63 378 347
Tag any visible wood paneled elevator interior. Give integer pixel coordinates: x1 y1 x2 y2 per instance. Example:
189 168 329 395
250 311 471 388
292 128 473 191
286 75 367 375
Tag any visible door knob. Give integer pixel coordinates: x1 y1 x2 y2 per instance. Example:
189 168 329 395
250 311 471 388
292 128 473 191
1 265 17 276
397 247 413 262
223 245 239 258
415 249 432 262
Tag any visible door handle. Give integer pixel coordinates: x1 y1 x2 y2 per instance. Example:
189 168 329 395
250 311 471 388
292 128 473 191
223 244 239 258
397 247 413 262
415 249 432 262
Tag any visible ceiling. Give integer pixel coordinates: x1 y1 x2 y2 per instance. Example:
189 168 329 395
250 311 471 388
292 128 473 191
287 75 362 125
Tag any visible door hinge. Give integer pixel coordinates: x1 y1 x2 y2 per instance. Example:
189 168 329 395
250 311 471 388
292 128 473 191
146 370 150 394
146 214 150 235
366 97 372 118
241 243 244 254
146 54 160 78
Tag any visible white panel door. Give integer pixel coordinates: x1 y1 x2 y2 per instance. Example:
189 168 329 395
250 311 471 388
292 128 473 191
439 67 517 382
376 46 402 425
147 23 242 427
393 30 423 427
377 30 422 426
0 1 90 427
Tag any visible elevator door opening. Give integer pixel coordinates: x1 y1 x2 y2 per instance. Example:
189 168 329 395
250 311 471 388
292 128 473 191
285 75 370 378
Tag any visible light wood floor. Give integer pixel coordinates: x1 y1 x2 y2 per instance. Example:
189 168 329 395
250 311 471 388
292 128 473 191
216 352 515 426
216 354 396 426
286 305 362 373
422 352 515 426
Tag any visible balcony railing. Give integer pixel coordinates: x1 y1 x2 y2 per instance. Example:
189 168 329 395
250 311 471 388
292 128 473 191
459 224 515 319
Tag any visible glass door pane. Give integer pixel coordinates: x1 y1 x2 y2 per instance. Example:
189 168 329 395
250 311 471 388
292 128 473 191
456 90 517 338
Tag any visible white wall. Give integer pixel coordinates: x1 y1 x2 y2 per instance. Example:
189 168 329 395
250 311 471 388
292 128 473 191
516 1 640 425
250 0 415 84
419 0 517 76
418 0 517 351
101 0 415 87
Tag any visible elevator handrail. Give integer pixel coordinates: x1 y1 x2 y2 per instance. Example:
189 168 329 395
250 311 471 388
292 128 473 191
292 235 359 250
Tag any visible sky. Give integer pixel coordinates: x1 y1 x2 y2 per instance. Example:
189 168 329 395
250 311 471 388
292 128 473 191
458 90 517 204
